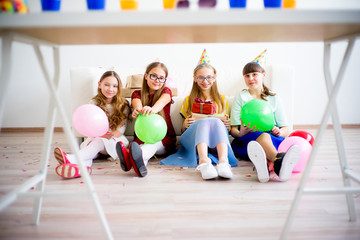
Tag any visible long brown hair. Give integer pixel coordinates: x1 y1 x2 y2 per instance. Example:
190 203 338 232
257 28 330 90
243 62 275 101
140 62 168 117
186 64 224 116
92 71 130 131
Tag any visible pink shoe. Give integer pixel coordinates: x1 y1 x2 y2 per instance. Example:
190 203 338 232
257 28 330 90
54 147 70 165
55 163 92 179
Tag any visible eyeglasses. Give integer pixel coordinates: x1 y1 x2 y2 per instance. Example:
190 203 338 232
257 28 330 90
196 75 215 83
148 73 167 83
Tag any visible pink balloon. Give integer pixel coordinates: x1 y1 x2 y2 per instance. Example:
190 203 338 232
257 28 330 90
72 104 109 138
278 136 312 173
165 76 177 89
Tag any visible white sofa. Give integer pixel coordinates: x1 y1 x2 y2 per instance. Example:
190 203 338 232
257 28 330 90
70 65 294 142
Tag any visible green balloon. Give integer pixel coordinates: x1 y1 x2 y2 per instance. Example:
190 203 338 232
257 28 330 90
241 99 275 132
134 114 167 144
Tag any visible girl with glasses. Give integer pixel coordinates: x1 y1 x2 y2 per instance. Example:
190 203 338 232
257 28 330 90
160 50 238 180
116 62 177 177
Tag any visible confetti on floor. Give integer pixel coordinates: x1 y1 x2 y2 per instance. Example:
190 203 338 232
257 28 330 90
176 179 192 182
175 167 187 171
150 165 162 168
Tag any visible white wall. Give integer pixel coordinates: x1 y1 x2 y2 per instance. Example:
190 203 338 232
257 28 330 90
1 0 360 128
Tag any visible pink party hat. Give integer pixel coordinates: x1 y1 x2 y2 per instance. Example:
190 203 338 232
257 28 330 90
252 49 267 69
198 49 211 65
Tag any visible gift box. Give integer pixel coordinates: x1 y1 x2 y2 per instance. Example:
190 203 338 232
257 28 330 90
125 74 143 89
192 112 226 121
121 87 177 98
192 98 216 114
121 88 137 98
170 88 178 96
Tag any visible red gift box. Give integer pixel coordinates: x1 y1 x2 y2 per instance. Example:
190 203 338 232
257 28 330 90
192 98 216 114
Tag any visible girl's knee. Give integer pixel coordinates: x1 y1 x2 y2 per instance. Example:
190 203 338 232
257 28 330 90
256 133 271 142
216 142 227 149
86 137 105 149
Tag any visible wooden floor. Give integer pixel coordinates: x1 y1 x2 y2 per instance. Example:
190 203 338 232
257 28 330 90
0 128 359 240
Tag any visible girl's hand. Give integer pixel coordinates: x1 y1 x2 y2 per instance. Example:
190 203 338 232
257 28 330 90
240 121 258 136
222 115 231 132
132 108 141 119
184 114 196 129
111 129 122 138
141 106 154 116
271 126 281 137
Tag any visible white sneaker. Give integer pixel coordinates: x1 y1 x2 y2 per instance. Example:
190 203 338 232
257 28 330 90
217 162 233 179
196 162 218 180
278 145 301 182
247 141 269 183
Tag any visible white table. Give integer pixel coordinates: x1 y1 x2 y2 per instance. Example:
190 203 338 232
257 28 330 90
1 9 360 240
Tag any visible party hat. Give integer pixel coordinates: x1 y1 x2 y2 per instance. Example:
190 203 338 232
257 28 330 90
252 49 267 70
197 49 211 65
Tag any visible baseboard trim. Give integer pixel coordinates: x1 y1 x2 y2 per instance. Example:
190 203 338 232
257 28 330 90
1 127 65 133
293 124 360 129
1 124 360 133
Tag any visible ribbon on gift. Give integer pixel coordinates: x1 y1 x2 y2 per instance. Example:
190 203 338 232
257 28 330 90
193 98 216 114
195 97 207 103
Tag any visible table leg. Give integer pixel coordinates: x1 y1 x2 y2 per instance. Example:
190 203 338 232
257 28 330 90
280 35 359 240
0 32 114 240
0 33 13 130
31 45 60 225
32 43 114 240
323 41 357 222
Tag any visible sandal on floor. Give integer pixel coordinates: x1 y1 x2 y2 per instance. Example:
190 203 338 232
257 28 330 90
129 142 147 177
54 147 70 165
116 141 132 172
55 163 92 179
